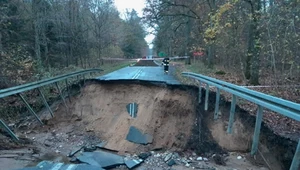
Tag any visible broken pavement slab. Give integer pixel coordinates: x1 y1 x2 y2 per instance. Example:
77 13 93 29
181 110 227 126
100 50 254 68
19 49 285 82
126 103 138 118
138 152 152 160
68 146 84 157
17 160 104 170
124 158 143 169
126 126 153 145
77 151 124 168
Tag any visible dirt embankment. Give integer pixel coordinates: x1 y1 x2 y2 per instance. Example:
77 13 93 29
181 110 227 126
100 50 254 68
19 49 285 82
195 89 298 170
39 81 197 154
0 80 295 170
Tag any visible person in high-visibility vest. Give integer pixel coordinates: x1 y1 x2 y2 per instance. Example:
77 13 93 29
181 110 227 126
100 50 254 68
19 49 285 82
162 57 170 73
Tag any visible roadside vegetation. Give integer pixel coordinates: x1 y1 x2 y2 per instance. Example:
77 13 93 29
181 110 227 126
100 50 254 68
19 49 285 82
0 0 147 89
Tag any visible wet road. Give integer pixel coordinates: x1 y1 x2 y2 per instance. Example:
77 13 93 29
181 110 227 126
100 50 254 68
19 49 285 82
97 63 180 85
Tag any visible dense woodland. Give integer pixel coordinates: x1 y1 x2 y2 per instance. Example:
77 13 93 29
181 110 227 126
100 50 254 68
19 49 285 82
1 0 299 87
144 0 300 85
0 0 148 87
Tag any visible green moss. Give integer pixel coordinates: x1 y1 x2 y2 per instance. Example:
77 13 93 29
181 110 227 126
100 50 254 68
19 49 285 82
215 70 226 75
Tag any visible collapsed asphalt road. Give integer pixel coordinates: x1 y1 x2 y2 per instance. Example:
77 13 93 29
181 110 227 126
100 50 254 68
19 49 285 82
0 80 268 170
0 60 269 170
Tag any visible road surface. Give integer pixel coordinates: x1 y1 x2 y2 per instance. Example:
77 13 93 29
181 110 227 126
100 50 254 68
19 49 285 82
97 63 180 85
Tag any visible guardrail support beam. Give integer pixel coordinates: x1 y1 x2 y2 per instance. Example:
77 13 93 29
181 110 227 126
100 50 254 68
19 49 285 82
0 119 19 141
214 88 220 119
205 84 209 111
198 81 202 104
18 93 43 125
251 105 263 155
55 82 68 110
65 79 71 102
227 94 237 134
38 88 54 118
290 139 300 170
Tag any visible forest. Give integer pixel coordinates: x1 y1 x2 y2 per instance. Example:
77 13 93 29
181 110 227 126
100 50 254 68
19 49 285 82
144 0 300 85
0 0 148 88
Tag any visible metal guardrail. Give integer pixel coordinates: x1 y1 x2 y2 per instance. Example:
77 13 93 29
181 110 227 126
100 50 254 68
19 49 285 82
182 72 300 170
0 69 102 141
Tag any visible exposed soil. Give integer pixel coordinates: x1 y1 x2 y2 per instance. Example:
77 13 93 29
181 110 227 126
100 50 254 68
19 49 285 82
0 80 291 170
50 81 196 153
196 89 298 170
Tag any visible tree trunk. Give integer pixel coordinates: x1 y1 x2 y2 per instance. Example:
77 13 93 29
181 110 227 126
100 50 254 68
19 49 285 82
249 0 261 85
207 0 216 68
34 20 42 70
0 32 2 54
244 0 261 85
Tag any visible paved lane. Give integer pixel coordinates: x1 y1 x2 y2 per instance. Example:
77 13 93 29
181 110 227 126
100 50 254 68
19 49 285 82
97 65 180 85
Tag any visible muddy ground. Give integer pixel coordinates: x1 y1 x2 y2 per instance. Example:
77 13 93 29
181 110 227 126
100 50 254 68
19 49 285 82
0 80 294 170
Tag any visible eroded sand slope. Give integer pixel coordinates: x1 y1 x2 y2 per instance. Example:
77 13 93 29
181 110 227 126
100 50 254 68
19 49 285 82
53 81 196 153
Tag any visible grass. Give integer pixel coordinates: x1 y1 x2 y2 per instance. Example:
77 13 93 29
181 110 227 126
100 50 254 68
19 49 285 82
174 60 217 85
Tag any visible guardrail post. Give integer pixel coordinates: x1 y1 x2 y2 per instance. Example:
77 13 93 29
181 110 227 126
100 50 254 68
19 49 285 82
65 79 71 102
198 81 202 103
77 75 82 90
251 105 263 155
83 75 86 85
38 88 54 118
290 139 300 170
18 93 43 125
55 82 68 110
0 119 19 141
227 94 237 134
205 84 209 111
214 88 220 119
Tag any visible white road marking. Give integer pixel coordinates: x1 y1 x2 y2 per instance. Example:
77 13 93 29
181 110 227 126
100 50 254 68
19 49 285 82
132 69 143 79
51 163 64 170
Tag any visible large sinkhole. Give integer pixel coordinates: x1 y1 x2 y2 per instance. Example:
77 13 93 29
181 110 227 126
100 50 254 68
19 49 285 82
47 81 198 153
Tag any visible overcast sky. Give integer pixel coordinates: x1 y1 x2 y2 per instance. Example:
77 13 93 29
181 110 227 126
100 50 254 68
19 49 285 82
114 0 154 48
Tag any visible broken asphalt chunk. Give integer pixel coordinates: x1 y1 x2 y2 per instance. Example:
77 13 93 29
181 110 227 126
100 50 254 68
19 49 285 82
17 160 104 170
138 152 152 160
68 146 83 157
126 103 138 118
124 158 143 169
167 159 176 166
126 126 153 145
96 141 108 148
83 145 97 152
77 151 124 168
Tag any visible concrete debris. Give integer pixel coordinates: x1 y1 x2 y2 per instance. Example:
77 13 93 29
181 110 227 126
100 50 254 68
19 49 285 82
126 126 153 145
164 153 173 162
154 153 161 158
196 157 203 161
172 152 180 159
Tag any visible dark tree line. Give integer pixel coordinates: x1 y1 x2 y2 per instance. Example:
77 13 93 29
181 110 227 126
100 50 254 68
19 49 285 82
143 0 300 85
0 0 148 85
